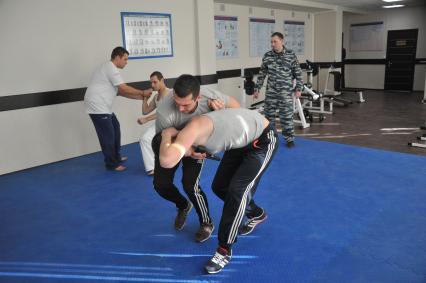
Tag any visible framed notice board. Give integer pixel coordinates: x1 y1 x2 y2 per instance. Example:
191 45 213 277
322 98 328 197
350 22 384 51
121 12 173 59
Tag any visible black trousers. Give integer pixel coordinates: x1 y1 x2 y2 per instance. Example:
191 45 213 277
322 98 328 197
211 124 278 247
151 132 212 225
89 113 122 169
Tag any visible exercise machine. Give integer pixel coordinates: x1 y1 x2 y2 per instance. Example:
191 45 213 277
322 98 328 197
243 70 321 128
299 60 333 121
324 63 366 104
408 125 426 149
294 84 322 128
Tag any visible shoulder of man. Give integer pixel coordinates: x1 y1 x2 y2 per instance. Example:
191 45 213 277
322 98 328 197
199 86 230 106
284 47 293 53
157 88 172 101
104 61 118 71
284 48 299 62
156 93 174 114
200 86 225 99
155 95 175 132
264 50 274 58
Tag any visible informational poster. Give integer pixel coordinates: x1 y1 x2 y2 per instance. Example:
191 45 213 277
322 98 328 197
249 18 275 57
121 12 173 59
350 22 384 51
214 16 239 59
284 21 305 55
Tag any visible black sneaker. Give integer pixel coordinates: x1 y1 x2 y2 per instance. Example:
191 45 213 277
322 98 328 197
195 223 214 243
174 201 193 230
204 247 232 274
286 141 295 148
239 210 268 235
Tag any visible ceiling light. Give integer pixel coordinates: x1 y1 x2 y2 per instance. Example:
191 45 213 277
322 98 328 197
382 0 403 2
383 4 405 8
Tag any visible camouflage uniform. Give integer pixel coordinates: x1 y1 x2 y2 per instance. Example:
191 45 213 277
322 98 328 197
255 48 303 143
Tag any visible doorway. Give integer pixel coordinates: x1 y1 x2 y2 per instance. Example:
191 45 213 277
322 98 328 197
384 29 418 91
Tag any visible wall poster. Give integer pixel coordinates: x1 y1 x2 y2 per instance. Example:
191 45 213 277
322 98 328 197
284 20 305 55
121 12 173 59
350 22 384 51
214 16 239 59
249 18 275 57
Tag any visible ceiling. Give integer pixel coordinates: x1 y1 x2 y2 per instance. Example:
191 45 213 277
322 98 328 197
307 0 426 10
215 0 426 13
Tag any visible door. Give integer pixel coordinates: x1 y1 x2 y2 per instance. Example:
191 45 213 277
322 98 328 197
384 29 418 91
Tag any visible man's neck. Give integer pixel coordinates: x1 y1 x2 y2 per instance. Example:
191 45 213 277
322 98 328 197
273 46 284 54
158 86 168 96
110 59 120 68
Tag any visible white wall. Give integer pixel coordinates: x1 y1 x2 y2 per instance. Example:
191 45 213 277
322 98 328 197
314 10 339 91
343 6 426 90
0 0 216 175
214 3 315 107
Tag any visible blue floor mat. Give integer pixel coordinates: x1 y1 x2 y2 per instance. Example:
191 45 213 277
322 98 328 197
1 138 425 282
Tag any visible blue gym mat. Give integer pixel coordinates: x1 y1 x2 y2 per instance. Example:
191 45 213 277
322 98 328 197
0 138 425 282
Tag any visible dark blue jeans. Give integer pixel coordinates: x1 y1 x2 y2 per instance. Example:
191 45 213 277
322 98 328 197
89 113 122 169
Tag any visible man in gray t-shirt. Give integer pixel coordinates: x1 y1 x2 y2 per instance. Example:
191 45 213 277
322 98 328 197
151 74 240 243
159 108 279 274
155 85 231 133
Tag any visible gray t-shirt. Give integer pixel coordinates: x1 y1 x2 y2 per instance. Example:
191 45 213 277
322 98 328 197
202 108 265 154
155 86 230 133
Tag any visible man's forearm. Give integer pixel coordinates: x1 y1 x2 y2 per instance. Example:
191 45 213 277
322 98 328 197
143 114 157 122
142 98 155 114
119 84 150 99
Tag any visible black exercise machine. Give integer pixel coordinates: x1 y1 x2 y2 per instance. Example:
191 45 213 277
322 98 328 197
324 63 366 104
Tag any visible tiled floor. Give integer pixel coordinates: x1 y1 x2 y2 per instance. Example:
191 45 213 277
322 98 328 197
294 90 426 156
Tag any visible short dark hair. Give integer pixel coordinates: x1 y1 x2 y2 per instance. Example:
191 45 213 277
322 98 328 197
150 71 164 80
111 47 129 60
271 32 284 39
173 74 200 99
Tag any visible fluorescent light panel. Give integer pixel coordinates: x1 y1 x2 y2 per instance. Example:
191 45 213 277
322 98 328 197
382 0 403 2
383 4 405 8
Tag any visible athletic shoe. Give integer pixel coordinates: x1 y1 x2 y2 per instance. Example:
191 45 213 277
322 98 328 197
174 201 193 230
239 210 267 235
204 247 232 274
286 141 295 148
195 222 214 243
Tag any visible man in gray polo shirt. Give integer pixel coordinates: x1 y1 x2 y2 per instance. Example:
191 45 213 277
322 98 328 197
151 74 240 243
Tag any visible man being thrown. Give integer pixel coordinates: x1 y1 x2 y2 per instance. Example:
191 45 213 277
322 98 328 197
159 108 278 274
152 74 240 243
